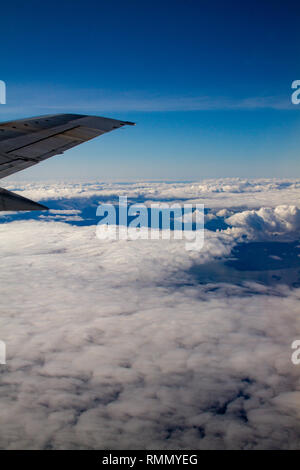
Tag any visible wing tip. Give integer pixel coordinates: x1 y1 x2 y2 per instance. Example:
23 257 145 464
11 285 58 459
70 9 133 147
0 188 49 212
32 202 49 211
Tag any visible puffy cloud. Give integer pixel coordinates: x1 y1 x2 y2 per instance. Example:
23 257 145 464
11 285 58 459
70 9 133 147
226 205 300 239
216 209 234 218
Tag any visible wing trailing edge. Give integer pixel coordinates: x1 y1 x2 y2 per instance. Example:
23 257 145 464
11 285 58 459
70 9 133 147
0 187 48 211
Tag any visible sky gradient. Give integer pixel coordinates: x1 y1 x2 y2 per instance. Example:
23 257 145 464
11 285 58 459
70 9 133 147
1 0 300 180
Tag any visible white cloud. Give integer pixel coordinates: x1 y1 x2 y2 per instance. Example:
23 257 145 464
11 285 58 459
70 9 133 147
0 212 300 449
1 179 300 449
3 178 300 210
226 205 300 240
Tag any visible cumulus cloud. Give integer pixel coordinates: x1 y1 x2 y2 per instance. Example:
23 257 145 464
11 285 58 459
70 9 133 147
226 205 300 240
0 180 300 450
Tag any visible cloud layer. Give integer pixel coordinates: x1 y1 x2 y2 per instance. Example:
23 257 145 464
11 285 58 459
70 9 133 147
0 179 300 449
3 177 300 209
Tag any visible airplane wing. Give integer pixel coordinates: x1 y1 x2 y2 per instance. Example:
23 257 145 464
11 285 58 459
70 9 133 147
0 113 134 211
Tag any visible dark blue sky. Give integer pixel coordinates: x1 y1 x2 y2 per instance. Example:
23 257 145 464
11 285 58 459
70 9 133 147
1 0 300 179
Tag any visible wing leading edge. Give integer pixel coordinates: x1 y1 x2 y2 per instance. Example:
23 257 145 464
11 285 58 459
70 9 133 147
0 113 135 211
